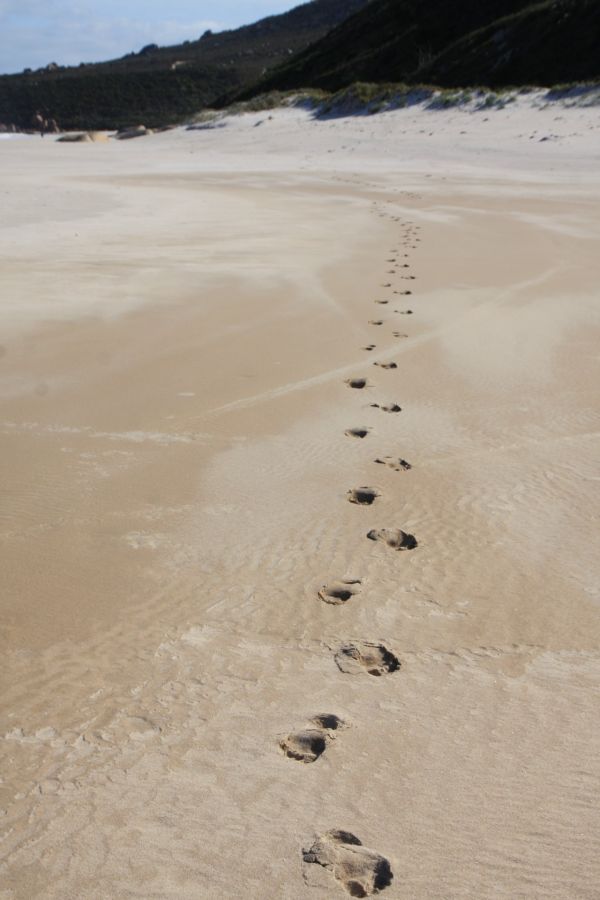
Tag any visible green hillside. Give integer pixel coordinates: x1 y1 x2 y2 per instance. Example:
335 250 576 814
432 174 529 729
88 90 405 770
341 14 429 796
419 0 600 87
234 0 600 98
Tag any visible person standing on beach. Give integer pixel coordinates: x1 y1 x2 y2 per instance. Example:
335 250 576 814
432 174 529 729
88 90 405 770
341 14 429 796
33 111 45 137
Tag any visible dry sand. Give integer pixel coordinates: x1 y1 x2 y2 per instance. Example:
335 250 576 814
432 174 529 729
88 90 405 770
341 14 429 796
1 95 599 898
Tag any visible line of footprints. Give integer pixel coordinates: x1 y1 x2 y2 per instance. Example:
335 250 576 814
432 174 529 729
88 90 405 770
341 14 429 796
284 218 422 897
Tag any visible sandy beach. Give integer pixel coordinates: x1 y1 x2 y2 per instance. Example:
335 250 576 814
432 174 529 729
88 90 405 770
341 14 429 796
1 95 599 898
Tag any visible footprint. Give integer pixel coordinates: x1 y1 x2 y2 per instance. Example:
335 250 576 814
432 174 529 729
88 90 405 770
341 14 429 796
311 713 344 731
373 361 397 370
346 378 368 389
319 579 362 605
362 344 376 351
303 829 393 896
366 527 417 549
375 457 412 471
280 715 345 763
370 403 402 413
280 729 327 763
345 426 370 439
374 299 389 305
368 320 384 326
347 487 379 506
335 642 400 676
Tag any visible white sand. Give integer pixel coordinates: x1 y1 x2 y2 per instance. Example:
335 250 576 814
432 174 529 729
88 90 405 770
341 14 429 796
1 94 599 898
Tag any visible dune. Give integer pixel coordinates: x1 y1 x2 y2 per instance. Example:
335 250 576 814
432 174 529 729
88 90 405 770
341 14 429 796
0 92 599 898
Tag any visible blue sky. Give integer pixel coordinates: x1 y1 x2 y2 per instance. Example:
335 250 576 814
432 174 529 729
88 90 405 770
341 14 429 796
0 1 300 74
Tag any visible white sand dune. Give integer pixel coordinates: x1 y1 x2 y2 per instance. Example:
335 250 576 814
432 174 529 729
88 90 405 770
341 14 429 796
0 95 599 898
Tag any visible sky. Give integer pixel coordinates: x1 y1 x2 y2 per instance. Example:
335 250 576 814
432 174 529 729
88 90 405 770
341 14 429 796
0 1 301 75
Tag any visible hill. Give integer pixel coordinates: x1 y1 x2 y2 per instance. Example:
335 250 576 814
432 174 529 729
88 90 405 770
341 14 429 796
234 0 600 98
419 0 600 87
0 0 368 131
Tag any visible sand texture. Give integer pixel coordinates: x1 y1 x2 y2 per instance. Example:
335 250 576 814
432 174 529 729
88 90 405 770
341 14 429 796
1 96 599 898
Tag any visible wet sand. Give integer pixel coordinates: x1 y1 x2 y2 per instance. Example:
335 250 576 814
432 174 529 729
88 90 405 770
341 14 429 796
1 100 599 898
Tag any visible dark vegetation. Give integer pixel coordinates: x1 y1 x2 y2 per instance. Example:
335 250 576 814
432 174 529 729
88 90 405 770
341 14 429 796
0 0 367 130
420 0 600 87
234 0 600 100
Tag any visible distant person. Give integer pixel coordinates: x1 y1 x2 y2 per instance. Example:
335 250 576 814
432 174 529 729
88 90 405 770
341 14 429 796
33 111 45 138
